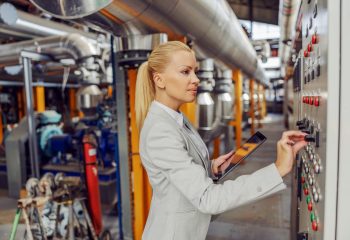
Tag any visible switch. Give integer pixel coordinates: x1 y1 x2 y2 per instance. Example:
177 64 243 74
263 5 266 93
313 5 318 18
302 129 311 134
310 125 315 134
310 212 316 222
311 69 315 80
314 163 321 174
312 186 317 195
316 64 321 76
297 232 309 240
306 195 311 204
314 96 320 106
316 130 320 147
304 50 309 58
312 33 318 44
308 176 314 186
297 120 305 126
304 188 309 195
301 176 306 183
312 220 318 231
308 73 311 82
313 192 319 202
310 96 314 105
308 43 313 52
308 202 313 211
304 135 316 142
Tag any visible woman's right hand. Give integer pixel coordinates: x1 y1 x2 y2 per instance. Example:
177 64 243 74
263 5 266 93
275 130 308 177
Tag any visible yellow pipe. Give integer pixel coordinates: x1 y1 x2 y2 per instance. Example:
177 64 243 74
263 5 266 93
17 89 24 120
35 86 45 112
261 85 267 117
232 69 243 148
128 69 147 240
249 79 255 135
107 86 113 98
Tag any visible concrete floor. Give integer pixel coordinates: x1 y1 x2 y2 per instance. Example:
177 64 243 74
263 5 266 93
206 114 291 240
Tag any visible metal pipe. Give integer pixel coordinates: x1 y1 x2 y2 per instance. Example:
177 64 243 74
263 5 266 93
0 2 97 39
0 33 100 67
29 0 268 84
278 0 301 69
22 54 40 178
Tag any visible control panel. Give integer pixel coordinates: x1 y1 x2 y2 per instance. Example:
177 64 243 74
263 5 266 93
288 0 350 238
292 0 327 239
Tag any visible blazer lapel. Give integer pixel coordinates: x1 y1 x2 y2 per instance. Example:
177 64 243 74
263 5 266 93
148 102 209 171
182 118 209 171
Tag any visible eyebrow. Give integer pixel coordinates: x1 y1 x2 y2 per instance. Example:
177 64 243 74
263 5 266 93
178 65 199 71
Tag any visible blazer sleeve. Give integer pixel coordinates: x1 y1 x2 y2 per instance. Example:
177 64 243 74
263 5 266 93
143 122 286 215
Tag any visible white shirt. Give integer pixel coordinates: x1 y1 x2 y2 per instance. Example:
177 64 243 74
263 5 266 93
153 101 208 160
153 101 184 127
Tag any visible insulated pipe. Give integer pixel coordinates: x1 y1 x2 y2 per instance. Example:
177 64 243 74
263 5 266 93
0 3 97 39
0 33 100 67
278 0 301 67
29 0 268 85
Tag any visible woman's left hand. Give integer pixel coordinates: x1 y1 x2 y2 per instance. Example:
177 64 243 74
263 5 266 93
211 151 234 176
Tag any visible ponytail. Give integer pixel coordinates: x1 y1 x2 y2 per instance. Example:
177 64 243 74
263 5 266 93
135 61 155 130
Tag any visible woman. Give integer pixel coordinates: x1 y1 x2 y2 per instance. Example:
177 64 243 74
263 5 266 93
135 41 306 240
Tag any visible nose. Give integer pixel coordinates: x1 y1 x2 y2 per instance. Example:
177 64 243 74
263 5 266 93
192 73 200 85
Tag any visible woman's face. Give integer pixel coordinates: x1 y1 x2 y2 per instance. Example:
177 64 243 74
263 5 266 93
156 50 200 109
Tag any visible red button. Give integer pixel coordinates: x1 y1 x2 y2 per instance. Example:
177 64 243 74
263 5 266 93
314 96 320 106
310 96 314 105
304 188 309 195
302 96 306 103
306 96 310 104
301 176 305 183
308 43 313 52
312 220 318 231
308 202 313 211
304 50 309 57
312 34 318 44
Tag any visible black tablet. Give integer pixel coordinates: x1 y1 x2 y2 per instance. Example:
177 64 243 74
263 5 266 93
214 131 267 182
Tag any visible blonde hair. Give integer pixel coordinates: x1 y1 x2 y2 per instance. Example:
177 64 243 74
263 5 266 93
135 41 192 130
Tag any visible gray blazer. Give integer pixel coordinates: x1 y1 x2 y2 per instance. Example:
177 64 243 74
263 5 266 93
139 102 286 240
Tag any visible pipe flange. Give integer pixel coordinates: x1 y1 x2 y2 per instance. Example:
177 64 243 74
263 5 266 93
116 50 151 69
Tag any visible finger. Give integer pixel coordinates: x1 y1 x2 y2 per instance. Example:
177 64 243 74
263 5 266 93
212 164 218 175
293 140 308 153
223 150 234 158
282 131 307 140
281 138 295 146
215 156 228 166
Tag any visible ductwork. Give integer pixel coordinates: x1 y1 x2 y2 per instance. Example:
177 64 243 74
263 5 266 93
196 58 234 143
29 0 268 85
278 0 301 75
0 3 97 40
0 33 100 67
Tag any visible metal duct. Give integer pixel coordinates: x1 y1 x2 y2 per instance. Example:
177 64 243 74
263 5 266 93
196 59 234 143
278 0 301 69
0 3 97 39
204 69 234 143
0 33 100 68
29 0 268 84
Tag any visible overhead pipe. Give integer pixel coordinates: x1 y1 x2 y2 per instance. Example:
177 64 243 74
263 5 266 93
278 0 301 76
29 0 268 85
0 3 97 39
0 33 100 67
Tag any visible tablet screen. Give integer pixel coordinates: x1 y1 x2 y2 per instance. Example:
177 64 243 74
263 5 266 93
216 131 267 181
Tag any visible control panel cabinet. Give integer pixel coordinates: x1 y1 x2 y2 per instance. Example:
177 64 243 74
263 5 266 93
291 0 350 239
